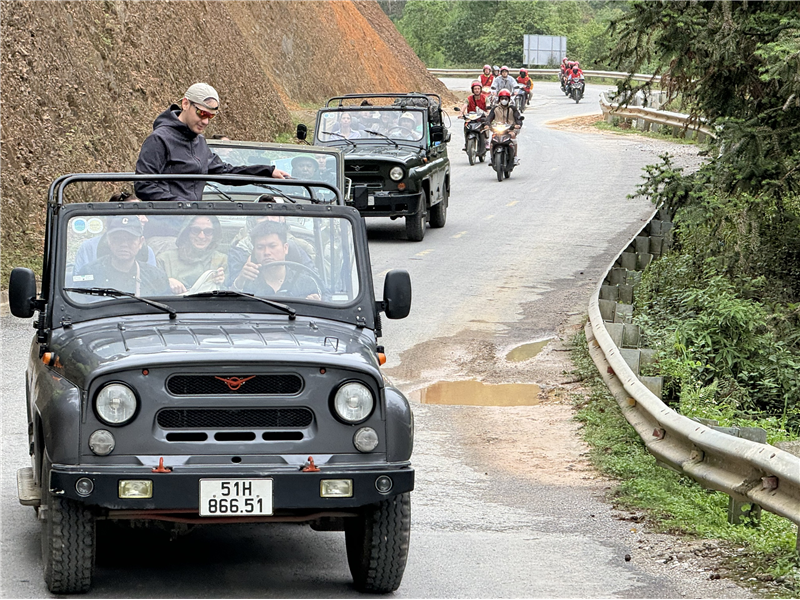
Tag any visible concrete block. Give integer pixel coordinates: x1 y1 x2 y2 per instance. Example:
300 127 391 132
635 236 650 254
639 348 658 367
607 268 627 286
618 252 637 271
619 284 634 305
600 285 619 301
657 207 672 221
614 303 634 324
625 271 642 286
639 375 663 398
638 253 653 270
649 219 664 235
605 322 624 347
598 299 617 322
621 324 641 348
649 236 664 256
774 440 800 458
620 348 641 375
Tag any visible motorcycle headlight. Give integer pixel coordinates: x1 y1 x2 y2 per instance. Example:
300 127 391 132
333 382 374 423
389 167 404 181
95 383 138 425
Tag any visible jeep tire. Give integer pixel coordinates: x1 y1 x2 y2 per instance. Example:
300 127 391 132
405 191 427 242
41 475 95 594
345 492 411 593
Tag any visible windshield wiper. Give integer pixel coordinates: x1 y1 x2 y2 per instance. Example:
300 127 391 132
364 130 400 148
325 131 357 147
64 287 177 319
251 183 298 204
185 290 297 320
204 182 233 200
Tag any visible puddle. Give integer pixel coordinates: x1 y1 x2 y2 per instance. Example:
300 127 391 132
420 380 541 406
505 338 553 363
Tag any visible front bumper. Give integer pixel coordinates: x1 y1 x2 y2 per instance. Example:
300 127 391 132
49 463 414 512
349 187 422 218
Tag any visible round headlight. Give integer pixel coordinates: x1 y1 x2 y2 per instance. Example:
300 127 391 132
88 429 115 456
389 166 404 181
96 383 138 425
333 382 374 423
354 427 379 452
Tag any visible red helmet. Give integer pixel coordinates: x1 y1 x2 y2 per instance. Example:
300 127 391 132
483 64 491 71
519 68 527 76
471 80 482 91
562 57 568 63
500 65 509 72
498 89 512 98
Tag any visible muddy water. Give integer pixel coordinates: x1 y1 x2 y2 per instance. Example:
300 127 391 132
420 380 541 406
505 338 553 362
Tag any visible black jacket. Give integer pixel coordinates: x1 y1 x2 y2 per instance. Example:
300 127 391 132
134 105 275 201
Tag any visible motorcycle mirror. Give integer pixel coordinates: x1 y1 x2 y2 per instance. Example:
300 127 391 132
296 123 308 141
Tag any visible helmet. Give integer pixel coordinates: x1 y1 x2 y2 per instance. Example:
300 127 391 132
500 65 509 72
519 68 527 76
483 64 491 71
562 57 568 63
471 80 482 91
492 65 500 72
574 61 580 67
498 89 512 98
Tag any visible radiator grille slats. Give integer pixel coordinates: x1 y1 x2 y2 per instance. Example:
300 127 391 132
157 408 313 429
167 374 302 396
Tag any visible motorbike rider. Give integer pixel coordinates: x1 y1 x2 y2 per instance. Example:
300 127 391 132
516 68 533 106
567 63 584 88
492 65 501 78
491 66 516 95
461 80 489 150
480 65 494 90
486 89 522 164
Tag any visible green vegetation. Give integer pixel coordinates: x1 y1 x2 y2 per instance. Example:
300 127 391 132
594 119 700 145
570 332 800 596
382 1 626 68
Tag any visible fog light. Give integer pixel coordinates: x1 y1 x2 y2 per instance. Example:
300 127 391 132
119 480 153 499
75 478 94 497
88 429 115 456
353 427 379 453
320 479 353 498
375 475 393 494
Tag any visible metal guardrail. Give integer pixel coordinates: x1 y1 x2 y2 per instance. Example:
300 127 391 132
428 67 660 83
598 91 716 141
586 209 800 545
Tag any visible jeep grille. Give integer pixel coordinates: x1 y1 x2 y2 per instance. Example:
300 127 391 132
167 374 302 396
157 408 313 429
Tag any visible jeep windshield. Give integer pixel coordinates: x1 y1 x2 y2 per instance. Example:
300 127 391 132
205 141 343 204
317 108 425 144
57 182 362 314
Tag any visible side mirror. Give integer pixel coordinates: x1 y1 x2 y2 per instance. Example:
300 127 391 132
453 106 460 112
382 270 411 319
9 267 38 318
296 123 308 141
430 125 445 144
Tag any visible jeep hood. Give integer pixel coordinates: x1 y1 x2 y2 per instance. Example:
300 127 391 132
48 315 381 387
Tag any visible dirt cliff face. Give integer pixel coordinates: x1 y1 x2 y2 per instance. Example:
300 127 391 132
0 0 455 281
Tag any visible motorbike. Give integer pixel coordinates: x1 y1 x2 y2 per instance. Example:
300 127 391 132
461 110 487 165
513 83 527 113
570 78 585 103
488 122 516 182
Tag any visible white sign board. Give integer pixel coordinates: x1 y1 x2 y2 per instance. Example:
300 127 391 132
523 35 567 66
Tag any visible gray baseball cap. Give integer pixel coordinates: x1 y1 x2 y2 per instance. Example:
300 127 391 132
184 83 220 109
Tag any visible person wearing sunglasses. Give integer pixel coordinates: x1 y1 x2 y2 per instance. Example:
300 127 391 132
156 215 227 294
134 82 289 203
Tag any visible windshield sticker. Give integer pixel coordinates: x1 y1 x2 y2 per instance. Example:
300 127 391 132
87 218 104 234
72 274 94 282
72 219 87 233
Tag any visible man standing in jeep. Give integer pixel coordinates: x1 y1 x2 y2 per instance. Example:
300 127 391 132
135 83 289 202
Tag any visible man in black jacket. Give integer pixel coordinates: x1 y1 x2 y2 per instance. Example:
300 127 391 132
135 83 289 202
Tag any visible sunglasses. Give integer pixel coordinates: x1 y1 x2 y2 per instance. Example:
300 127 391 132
189 227 214 237
191 102 217 120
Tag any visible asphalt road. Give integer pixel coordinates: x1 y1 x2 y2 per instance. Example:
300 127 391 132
0 81 748 598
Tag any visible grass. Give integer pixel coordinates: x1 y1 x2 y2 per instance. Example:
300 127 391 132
594 119 703 145
570 328 800 598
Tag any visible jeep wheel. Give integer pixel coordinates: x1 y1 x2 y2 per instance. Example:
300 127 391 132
405 192 426 242
345 492 411 593
429 192 447 229
41 484 95 593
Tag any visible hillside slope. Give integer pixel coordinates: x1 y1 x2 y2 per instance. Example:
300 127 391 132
0 0 454 280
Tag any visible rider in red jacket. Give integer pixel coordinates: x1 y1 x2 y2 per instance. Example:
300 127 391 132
463 81 488 115
479 65 494 90
516 68 533 105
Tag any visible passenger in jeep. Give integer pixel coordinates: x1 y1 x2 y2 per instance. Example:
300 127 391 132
156 215 227 294
231 220 320 300
74 216 171 297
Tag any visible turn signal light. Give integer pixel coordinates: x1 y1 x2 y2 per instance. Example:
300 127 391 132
378 352 387 365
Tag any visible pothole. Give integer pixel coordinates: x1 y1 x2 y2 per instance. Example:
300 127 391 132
419 380 541 406
505 338 554 362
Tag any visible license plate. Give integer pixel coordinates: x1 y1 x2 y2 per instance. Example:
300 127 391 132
199 479 273 517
